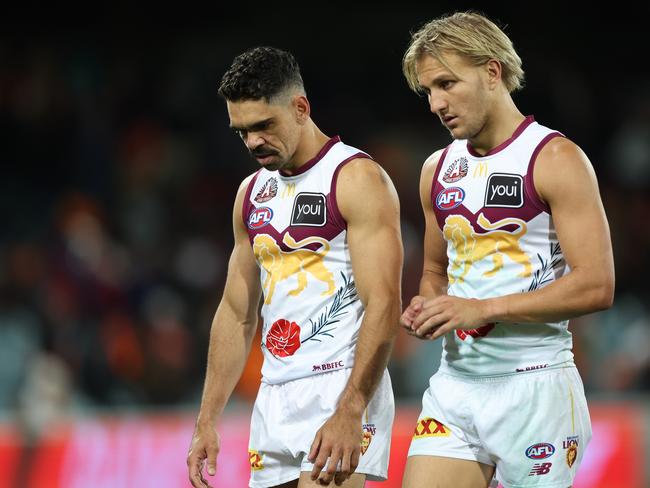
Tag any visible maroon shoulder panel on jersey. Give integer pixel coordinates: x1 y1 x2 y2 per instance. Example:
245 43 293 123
430 145 452 230
242 169 263 229
329 151 372 231
525 132 563 215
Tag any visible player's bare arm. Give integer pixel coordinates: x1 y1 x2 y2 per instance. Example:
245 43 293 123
412 138 615 340
400 149 449 338
187 174 262 488
308 158 403 485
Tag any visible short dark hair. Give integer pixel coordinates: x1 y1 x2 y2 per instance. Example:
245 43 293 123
218 46 305 102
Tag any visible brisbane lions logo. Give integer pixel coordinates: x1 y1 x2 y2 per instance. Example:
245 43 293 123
253 233 335 304
443 213 532 283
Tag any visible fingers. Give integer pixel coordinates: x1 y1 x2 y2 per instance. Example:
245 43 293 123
206 443 218 476
308 431 322 463
318 448 342 485
310 443 330 481
429 322 454 341
335 449 352 486
188 456 209 488
413 308 447 336
400 295 426 327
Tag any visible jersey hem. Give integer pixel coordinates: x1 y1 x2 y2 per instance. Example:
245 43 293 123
437 360 576 381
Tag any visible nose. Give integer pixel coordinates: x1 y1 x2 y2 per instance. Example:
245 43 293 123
428 93 447 114
245 132 265 151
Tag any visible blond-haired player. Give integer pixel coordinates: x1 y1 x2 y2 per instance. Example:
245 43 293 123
400 11 614 488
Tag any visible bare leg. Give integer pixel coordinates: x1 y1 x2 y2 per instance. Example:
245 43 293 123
402 455 494 488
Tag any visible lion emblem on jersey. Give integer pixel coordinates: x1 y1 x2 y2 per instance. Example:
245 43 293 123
253 233 336 304
443 213 532 284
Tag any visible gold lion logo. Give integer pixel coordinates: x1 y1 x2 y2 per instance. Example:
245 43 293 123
443 213 532 284
253 233 335 304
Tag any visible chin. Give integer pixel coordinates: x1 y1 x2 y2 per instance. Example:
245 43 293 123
448 127 466 140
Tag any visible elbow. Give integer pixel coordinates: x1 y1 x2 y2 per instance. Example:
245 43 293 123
590 279 615 312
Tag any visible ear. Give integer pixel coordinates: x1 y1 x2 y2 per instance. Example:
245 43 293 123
293 95 310 124
485 59 502 90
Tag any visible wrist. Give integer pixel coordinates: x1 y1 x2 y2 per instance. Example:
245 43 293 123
336 388 366 418
482 296 504 323
196 412 221 430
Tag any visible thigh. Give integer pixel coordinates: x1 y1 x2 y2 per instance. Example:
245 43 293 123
402 455 494 488
408 373 494 466
249 383 302 488
298 369 394 482
482 368 592 487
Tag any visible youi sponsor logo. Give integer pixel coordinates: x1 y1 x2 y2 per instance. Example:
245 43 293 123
484 173 524 208
291 192 327 226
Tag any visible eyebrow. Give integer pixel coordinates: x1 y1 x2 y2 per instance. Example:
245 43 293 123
230 117 273 132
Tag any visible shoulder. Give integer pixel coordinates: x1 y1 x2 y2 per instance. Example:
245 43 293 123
235 171 261 198
538 135 586 161
336 157 394 189
421 148 447 180
336 157 399 219
419 148 447 197
534 136 598 203
536 136 594 180
233 171 262 215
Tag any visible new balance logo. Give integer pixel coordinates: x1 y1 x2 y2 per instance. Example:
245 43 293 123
528 463 552 476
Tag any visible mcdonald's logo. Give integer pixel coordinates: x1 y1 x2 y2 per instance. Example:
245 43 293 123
282 183 296 198
473 162 488 178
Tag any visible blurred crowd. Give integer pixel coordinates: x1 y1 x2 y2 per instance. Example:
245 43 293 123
1 13 650 421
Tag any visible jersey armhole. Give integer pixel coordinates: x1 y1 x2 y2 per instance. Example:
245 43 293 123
329 152 371 230
241 169 263 228
431 145 452 230
525 132 563 214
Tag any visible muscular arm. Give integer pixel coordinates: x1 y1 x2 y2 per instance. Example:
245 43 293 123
188 175 262 488
412 138 615 340
484 137 614 322
309 158 403 484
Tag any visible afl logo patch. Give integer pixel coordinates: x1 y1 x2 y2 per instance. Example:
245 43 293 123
248 207 273 229
436 187 465 210
525 443 556 460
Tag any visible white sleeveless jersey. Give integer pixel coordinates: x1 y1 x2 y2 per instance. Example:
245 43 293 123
243 136 368 384
431 116 574 376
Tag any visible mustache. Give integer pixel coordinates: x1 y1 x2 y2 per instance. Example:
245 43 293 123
251 147 278 157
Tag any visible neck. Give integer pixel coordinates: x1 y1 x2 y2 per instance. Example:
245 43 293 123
468 93 525 156
283 119 330 175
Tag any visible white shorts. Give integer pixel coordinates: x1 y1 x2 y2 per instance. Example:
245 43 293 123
248 368 394 488
408 367 592 488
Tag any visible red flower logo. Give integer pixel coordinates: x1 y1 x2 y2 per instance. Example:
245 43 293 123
266 319 301 357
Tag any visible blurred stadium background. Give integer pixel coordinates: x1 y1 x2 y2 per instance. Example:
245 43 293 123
1 3 649 487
